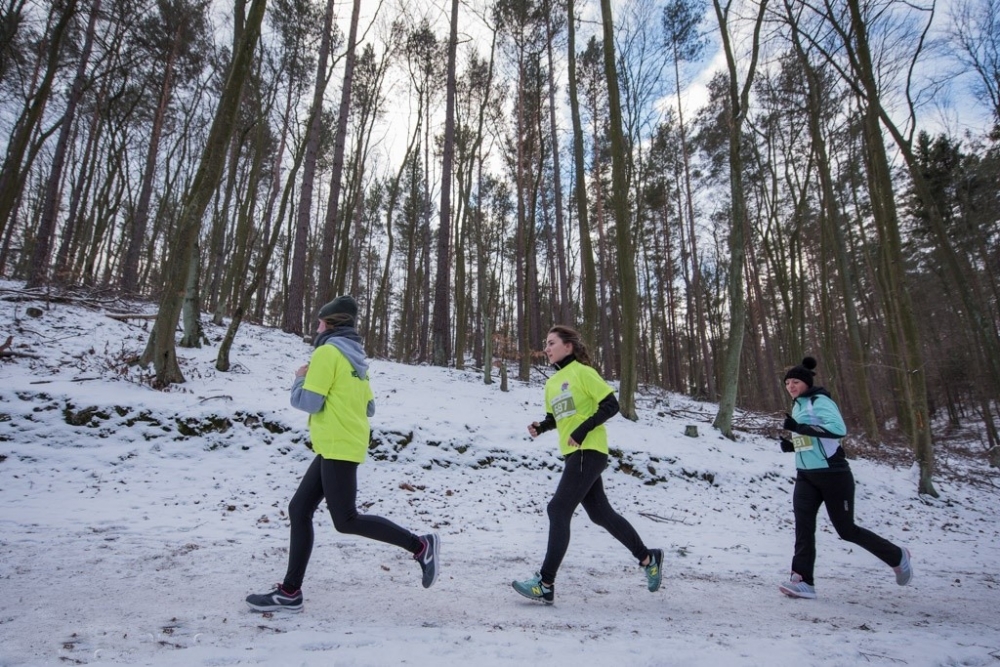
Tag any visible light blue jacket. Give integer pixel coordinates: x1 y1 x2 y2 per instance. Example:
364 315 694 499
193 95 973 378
790 388 847 471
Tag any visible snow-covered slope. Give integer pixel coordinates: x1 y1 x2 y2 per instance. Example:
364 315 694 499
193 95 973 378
1 283 997 666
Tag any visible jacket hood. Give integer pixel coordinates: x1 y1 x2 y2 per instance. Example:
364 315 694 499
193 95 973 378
315 326 369 378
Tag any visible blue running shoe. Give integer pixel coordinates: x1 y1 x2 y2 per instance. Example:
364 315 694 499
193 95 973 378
512 573 554 604
645 549 664 592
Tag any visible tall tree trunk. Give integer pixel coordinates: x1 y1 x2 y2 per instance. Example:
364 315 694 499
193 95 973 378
546 13 571 324
785 5 879 439
283 0 335 334
217 118 301 371
320 0 362 301
432 0 459 367
566 0 599 345
711 0 768 439
0 0 78 242
121 22 185 294
515 54 531 382
217 127 264 329
599 0 639 419
27 0 100 287
140 0 267 387
251 78 294 322
672 52 713 400
843 0 937 495
206 133 243 320
457 34 498 372
372 140 418 358
54 75 107 281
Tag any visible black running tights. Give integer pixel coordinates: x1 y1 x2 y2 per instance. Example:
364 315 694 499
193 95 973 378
791 468 904 586
282 455 421 591
540 450 650 584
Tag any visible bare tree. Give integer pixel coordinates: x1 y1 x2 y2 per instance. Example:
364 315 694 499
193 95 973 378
662 0 714 399
318 0 364 302
597 0 641 418
431 0 459 367
283 0 338 335
949 0 1000 129
566 0 599 346
0 0 79 244
710 0 768 439
27 0 102 288
140 0 267 387
120 0 210 294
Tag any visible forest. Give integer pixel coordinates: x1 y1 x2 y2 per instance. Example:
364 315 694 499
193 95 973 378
1 0 998 494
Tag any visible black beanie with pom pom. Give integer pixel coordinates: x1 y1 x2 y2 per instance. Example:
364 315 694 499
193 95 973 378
783 356 817 387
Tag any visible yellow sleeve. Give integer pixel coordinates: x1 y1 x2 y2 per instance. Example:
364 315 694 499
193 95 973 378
580 364 614 403
302 345 338 397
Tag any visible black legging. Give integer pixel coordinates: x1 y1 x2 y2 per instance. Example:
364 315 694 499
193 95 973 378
282 455 422 591
540 450 650 584
792 468 904 586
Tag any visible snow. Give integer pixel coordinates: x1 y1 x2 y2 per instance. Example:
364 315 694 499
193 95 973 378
1 282 998 667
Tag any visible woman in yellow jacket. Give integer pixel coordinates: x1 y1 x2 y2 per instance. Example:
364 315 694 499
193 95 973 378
247 296 439 613
512 325 662 604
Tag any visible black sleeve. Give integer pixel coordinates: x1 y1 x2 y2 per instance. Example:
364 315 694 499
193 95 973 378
536 413 556 434
570 392 619 445
792 422 844 439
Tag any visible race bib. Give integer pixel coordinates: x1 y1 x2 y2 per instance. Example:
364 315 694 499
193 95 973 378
551 389 577 420
791 434 812 452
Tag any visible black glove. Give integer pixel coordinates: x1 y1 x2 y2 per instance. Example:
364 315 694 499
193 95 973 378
779 437 794 453
783 414 799 432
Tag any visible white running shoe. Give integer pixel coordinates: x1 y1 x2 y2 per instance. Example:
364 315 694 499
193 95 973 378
779 573 816 599
894 547 913 586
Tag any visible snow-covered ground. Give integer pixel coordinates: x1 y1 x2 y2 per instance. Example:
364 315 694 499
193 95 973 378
1 282 998 666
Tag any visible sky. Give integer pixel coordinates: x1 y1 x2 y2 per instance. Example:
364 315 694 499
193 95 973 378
1 279 999 666
288 0 997 237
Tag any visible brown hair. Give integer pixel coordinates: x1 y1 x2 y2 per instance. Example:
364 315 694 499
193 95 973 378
548 325 592 366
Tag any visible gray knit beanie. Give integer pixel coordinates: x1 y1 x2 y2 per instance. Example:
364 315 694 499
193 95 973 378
318 295 358 323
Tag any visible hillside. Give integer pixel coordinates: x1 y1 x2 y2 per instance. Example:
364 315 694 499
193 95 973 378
1 283 998 667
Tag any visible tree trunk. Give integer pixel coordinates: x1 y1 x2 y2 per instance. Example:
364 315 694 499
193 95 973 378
784 4 880 440
27 0 100 287
546 14 571 324
598 0 639 418
566 0 599 346
140 0 267 387
206 134 243 320
217 128 296 371
672 55 714 400
54 75 107 282
319 0 362 303
843 0 938 495
711 0 768 439
515 53 531 382
121 22 185 294
0 0 78 242
283 0 335 335
179 241 204 348
432 0 459 367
